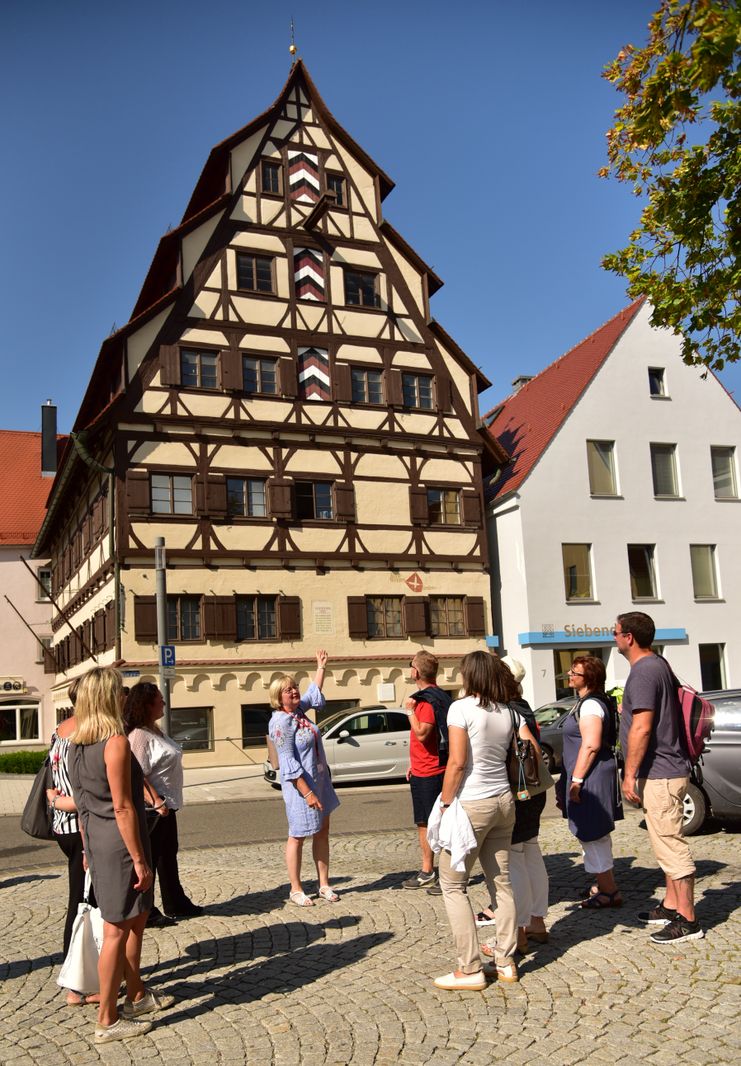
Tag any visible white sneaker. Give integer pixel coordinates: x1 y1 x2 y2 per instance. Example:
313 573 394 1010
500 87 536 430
433 970 487 991
94 1017 153 1043
122 987 176 1018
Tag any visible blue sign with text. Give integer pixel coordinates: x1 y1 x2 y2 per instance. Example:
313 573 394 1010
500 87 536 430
160 645 176 668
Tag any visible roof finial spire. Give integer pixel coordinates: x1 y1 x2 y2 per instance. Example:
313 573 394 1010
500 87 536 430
289 16 297 61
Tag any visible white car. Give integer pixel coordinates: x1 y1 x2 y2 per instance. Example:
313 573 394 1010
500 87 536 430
264 705 411 785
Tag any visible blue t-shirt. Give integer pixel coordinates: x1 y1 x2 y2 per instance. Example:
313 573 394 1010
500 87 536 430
620 655 690 780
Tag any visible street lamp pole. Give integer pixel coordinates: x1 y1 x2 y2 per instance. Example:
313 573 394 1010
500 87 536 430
154 537 170 735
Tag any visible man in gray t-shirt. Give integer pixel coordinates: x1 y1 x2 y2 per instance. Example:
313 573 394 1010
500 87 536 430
615 612 702 945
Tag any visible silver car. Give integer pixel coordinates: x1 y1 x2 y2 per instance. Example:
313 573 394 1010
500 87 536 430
684 689 741 834
264 705 411 786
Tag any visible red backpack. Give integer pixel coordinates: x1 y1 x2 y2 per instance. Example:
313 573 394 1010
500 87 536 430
673 676 716 763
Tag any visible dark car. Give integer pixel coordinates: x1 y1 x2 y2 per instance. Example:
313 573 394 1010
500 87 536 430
533 698 576 772
683 689 741 834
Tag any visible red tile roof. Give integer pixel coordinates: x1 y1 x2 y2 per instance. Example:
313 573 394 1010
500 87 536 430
0 431 59 545
485 299 645 500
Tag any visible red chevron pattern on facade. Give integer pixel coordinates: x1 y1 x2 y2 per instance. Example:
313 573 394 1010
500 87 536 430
288 150 320 203
294 248 325 301
298 347 331 401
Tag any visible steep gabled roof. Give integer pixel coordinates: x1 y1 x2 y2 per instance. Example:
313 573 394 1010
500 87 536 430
0 431 65 545
485 298 645 500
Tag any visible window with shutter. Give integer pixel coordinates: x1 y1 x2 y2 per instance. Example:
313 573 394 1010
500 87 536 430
268 479 294 519
205 477 228 517
134 596 157 643
159 344 180 387
203 596 237 640
278 596 302 640
403 597 429 637
386 369 403 407
409 488 429 525
126 470 152 516
334 483 355 522
333 362 352 402
464 597 486 637
278 357 298 397
436 374 453 412
461 491 482 526
105 602 115 649
220 349 242 391
347 597 368 639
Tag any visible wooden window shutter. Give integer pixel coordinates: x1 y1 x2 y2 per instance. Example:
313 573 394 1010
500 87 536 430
409 487 429 525
279 356 298 397
403 597 429 637
436 374 453 412
334 482 355 522
43 643 56 674
461 490 483 526
278 596 302 640
220 348 242 391
134 595 157 643
159 344 180 387
347 596 368 639
92 496 104 536
126 470 151 516
93 610 105 652
204 596 237 640
387 369 403 407
334 362 351 402
206 476 228 517
105 601 115 649
465 596 487 637
268 478 294 519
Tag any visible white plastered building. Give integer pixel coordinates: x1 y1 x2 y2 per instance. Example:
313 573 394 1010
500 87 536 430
485 299 741 709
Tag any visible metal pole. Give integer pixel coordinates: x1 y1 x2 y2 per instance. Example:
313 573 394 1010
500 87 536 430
154 537 170 735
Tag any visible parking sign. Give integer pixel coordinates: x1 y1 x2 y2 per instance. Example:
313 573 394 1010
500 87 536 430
160 645 176 668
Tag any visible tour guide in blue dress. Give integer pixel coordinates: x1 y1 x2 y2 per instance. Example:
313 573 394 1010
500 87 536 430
268 650 340 907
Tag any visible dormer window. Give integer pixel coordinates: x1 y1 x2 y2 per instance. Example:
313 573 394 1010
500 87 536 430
261 159 283 196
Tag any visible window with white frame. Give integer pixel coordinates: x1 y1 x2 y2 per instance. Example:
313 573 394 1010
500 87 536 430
0 700 39 743
587 440 618 496
562 544 593 601
710 446 738 500
628 544 658 600
699 643 725 691
648 367 667 397
650 443 680 497
151 474 193 515
690 544 719 600
226 478 267 518
37 568 52 601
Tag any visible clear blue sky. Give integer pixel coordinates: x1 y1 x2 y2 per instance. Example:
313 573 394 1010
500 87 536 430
2 0 738 434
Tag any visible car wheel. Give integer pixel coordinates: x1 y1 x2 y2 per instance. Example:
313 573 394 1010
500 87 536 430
681 782 706 835
540 745 557 774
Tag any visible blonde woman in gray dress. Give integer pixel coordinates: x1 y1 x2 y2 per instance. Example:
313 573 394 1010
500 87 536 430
69 667 174 1043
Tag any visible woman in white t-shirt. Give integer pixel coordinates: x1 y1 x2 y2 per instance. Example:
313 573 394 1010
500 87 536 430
124 683 202 925
433 651 540 992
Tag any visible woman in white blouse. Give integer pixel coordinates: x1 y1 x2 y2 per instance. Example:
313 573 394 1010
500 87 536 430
124 683 202 925
433 651 540 991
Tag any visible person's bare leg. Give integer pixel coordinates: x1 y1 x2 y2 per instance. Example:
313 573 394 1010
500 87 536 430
666 874 695 921
595 869 619 897
97 921 128 1027
123 913 148 1003
286 836 305 895
417 825 435 874
313 817 331 887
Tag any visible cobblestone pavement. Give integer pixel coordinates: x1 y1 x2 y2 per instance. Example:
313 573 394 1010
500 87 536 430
1 811 739 1066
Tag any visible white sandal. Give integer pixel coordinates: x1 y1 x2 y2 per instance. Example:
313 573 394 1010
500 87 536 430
318 885 339 902
288 891 314 907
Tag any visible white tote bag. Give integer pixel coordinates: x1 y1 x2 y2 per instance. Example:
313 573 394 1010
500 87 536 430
57 872 104 995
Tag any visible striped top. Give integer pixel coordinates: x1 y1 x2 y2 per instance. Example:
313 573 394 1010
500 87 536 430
49 731 78 835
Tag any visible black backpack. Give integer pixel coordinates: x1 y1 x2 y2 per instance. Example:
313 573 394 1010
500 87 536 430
410 686 453 765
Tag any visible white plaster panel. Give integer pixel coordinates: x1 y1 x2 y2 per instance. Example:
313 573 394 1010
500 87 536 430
190 291 220 318
137 391 169 415
229 129 266 189
336 346 383 363
291 528 345 552
352 216 378 242
232 232 285 252
284 451 342 475
394 412 437 435
238 333 290 353
353 453 408 479
232 296 288 326
182 214 221 282
181 327 228 345
331 249 382 269
179 394 234 419
126 308 170 381
272 119 295 139
209 445 273 470
295 304 327 332
425 531 479 555
213 525 276 551
334 310 385 338
231 196 256 224
237 398 293 420
130 523 198 550
129 442 195 465
417 458 474 484
359 529 413 552
262 202 286 228
387 242 424 314
340 408 387 431
394 317 423 344
309 127 331 150
391 351 433 368
355 481 409 525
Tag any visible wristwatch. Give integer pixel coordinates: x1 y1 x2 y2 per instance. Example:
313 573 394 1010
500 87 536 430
440 801 451 809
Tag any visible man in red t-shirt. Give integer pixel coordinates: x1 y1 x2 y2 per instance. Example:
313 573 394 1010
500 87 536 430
402 651 447 890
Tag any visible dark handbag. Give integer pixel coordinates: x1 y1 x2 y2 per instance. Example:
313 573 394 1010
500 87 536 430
20 757 55 840
507 706 540 800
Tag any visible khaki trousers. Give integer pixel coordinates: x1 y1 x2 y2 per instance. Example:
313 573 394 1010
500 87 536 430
638 777 696 881
439 792 516 972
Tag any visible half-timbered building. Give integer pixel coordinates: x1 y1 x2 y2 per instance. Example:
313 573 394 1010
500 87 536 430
33 61 506 765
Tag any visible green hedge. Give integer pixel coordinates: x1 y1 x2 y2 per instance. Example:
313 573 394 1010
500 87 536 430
0 750 47 774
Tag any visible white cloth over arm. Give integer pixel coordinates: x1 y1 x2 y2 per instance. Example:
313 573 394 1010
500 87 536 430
426 796 477 872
